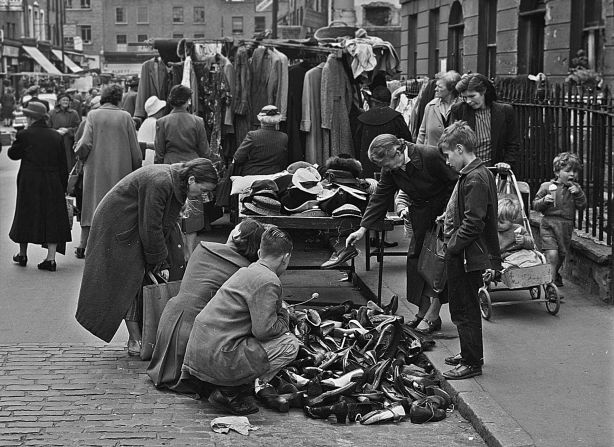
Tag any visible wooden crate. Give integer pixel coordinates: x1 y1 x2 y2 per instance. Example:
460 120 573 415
501 264 552 289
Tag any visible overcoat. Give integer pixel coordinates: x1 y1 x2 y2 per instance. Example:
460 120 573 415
416 97 457 147
146 242 250 389
8 121 71 245
75 164 187 343
49 106 81 171
75 103 142 226
233 128 288 175
182 261 290 387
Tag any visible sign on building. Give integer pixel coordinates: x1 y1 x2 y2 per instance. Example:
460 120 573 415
0 0 23 11
256 0 272 12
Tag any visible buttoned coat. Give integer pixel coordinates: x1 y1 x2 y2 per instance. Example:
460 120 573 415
75 164 187 343
134 58 170 120
416 97 457 147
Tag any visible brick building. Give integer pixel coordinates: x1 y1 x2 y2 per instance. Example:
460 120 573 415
399 0 614 85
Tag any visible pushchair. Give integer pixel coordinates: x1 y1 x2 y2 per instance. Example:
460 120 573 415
478 168 561 320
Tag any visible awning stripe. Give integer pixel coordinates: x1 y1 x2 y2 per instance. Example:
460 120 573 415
22 46 62 75
51 49 83 73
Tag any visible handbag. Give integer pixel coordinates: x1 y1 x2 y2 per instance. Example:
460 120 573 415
417 223 447 293
140 271 182 361
67 160 82 196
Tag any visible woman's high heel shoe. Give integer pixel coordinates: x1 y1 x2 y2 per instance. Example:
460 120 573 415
13 254 27 267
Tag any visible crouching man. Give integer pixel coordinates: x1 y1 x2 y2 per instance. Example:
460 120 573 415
180 226 299 415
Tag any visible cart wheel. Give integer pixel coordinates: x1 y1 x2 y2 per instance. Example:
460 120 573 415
529 286 541 300
545 283 561 315
479 288 492 320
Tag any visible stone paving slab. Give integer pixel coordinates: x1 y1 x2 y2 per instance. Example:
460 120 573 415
0 344 486 446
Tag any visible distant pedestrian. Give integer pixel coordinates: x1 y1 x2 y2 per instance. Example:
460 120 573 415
438 121 501 380
121 78 139 117
49 92 81 171
8 102 71 272
1 81 16 126
75 158 219 355
74 84 142 258
23 86 49 111
532 152 586 287
137 95 167 165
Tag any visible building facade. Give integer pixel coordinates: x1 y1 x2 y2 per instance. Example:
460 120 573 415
399 0 614 85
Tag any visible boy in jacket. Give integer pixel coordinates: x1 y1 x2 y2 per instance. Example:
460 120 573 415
438 121 502 380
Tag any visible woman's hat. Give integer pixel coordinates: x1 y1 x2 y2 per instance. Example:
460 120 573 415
21 101 48 119
144 96 166 117
292 166 323 195
243 195 282 216
257 105 282 125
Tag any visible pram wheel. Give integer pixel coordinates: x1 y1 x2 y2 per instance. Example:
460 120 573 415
479 288 492 320
529 286 541 300
544 283 561 315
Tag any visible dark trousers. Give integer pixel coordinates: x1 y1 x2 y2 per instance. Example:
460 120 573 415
445 254 484 367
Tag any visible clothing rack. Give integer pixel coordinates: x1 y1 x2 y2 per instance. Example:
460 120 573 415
242 39 343 58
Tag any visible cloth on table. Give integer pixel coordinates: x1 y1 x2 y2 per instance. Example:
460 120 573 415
210 416 259 436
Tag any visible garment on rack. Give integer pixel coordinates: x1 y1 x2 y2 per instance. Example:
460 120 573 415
233 46 252 150
181 56 193 88
249 47 287 128
321 54 355 158
193 43 222 60
272 48 289 121
300 62 325 165
286 61 311 163
345 39 378 78
135 57 170 120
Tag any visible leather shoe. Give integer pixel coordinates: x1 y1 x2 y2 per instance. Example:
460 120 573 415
37 260 56 271
127 340 141 356
208 388 259 415
406 314 423 328
304 401 348 423
409 397 447 424
415 317 442 334
13 253 27 267
442 364 482 380
444 353 463 366
75 247 85 259
255 381 289 413
382 295 398 315
321 246 359 269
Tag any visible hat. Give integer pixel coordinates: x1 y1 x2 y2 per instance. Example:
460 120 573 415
295 208 328 218
287 161 313 174
292 167 323 195
144 96 166 117
283 199 319 214
257 105 282 125
26 85 39 95
21 102 48 120
280 187 319 213
371 85 392 104
332 204 362 218
274 174 294 195
322 169 361 187
247 179 279 200
65 88 77 94
243 195 282 216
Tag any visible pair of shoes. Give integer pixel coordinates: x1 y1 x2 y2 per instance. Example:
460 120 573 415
37 260 56 271
208 388 259 415
13 254 27 267
409 396 448 424
442 364 482 380
444 353 463 366
415 317 442 334
321 246 359 269
127 340 141 356
255 380 290 413
407 314 423 329
554 273 564 287
75 247 85 259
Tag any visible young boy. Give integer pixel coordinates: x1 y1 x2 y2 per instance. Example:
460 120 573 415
438 121 501 380
532 152 586 287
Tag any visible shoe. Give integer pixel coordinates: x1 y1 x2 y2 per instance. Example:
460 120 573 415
306 381 357 407
127 340 141 356
409 398 447 424
304 401 349 423
208 388 259 415
321 369 364 388
360 398 412 425
442 364 482 380
382 295 399 315
13 254 27 267
406 314 423 329
444 353 463 366
75 247 85 259
321 246 359 269
255 382 290 413
415 317 442 334
37 260 57 271
554 273 564 287
347 402 383 423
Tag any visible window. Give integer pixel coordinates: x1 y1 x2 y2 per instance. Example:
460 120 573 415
194 33 205 38
364 6 393 26
65 0 73 8
172 7 184 23
517 0 545 74
137 34 148 43
137 6 148 24
80 0 90 8
428 8 440 77
194 7 205 23
570 0 605 71
79 25 91 44
172 33 184 39
478 0 497 78
447 1 464 73
407 14 417 77
255 16 266 33
232 16 243 34
115 7 126 24
116 34 127 51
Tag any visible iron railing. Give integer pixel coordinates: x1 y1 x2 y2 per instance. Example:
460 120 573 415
495 77 613 246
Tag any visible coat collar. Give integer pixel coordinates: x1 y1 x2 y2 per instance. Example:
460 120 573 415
459 157 485 176
99 103 121 111
200 242 251 268
398 143 424 172
357 107 401 126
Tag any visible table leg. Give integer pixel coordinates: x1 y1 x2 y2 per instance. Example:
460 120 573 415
377 231 385 307
365 233 371 271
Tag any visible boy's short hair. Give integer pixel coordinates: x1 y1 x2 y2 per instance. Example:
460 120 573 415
438 121 477 153
259 226 293 258
368 134 402 164
498 197 522 223
553 152 583 173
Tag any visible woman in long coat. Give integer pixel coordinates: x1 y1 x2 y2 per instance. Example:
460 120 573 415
49 92 81 172
75 158 218 354
74 84 142 255
146 219 264 390
9 102 72 271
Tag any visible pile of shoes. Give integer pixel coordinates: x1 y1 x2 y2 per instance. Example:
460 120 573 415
258 295 452 425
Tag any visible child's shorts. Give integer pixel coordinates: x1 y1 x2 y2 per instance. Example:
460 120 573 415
540 217 573 256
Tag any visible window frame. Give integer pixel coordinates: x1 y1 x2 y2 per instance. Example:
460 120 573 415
517 0 545 75
193 6 205 24
447 1 464 73
172 6 185 24
80 0 91 9
428 8 440 77
79 24 91 44
115 7 127 24
231 16 244 34
254 16 266 33
407 13 418 78
137 6 149 25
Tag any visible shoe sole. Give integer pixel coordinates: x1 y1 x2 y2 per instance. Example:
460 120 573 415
444 358 462 366
442 370 482 380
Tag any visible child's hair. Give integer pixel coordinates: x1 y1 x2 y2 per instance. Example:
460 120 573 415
498 197 522 223
232 218 265 262
259 226 293 258
438 121 477 153
553 152 583 174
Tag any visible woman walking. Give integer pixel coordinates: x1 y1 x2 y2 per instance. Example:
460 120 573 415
49 92 81 172
8 102 72 271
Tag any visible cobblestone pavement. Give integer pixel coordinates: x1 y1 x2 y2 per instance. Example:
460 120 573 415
0 344 485 447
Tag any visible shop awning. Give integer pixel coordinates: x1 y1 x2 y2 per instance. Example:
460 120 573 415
51 49 83 73
22 46 62 75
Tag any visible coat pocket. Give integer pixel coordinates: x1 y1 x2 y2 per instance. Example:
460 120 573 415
115 224 139 244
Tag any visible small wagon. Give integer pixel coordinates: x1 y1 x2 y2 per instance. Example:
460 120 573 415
479 169 561 320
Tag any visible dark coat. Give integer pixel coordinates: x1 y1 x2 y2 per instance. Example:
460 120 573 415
49 107 81 171
134 57 169 120
233 128 288 175
354 107 413 177
75 164 187 342
360 144 458 304
450 101 520 169
447 158 502 272
146 242 250 388
182 261 290 387
8 121 71 245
